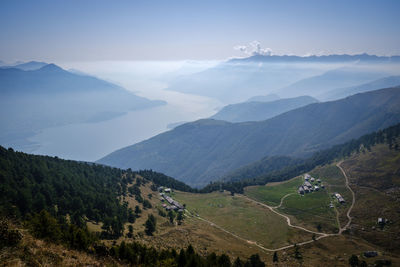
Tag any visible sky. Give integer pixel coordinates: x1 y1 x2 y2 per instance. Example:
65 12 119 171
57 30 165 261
1 0 400 62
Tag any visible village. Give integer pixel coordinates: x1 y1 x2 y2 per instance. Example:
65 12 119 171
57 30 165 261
298 173 345 207
297 173 325 194
158 186 185 212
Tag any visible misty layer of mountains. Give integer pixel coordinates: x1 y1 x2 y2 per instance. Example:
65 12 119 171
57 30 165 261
0 62 165 149
165 54 400 103
3 54 400 188
99 86 400 187
211 96 318 122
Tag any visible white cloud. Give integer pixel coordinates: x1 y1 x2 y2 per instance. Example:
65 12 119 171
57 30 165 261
234 41 272 56
234 45 247 52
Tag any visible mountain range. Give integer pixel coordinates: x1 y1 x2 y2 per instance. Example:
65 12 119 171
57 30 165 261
165 55 397 103
228 53 400 64
98 86 400 187
275 66 387 98
0 63 165 149
319 75 400 100
246 93 280 102
0 61 48 70
211 96 318 122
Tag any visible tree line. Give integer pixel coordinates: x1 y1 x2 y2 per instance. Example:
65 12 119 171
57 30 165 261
201 122 400 194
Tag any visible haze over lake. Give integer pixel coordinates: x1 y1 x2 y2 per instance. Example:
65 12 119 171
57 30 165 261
25 60 221 161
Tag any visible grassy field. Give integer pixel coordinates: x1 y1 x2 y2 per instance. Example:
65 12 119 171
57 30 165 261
278 188 338 233
244 176 303 206
308 164 353 228
174 190 313 249
244 165 350 233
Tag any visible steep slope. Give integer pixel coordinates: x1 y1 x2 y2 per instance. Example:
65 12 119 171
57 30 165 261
0 147 263 266
340 140 400 253
320 75 400 100
99 87 400 187
211 96 317 122
0 64 165 148
220 123 400 186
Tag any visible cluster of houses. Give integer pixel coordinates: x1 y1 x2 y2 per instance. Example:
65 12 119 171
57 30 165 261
297 174 325 195
333 192 345 203
158 187 184 212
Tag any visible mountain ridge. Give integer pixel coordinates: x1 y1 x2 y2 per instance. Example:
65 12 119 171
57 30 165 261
98 86 400 187
211 95 318 122
0 63 166 150
320 75 400 100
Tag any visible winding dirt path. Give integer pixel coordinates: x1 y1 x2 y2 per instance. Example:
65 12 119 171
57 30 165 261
272 193 294 208
336 161 356 234
238 194 330 236
186 163 355 252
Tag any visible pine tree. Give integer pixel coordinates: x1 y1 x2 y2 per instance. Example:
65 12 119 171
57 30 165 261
273 251 278 262
145 214 156 236
233 257 244 267
349 255 359 267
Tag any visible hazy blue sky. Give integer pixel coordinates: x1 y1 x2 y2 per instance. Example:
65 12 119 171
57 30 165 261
1 0 400 61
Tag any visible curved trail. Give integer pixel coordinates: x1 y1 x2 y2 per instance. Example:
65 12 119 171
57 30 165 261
189 210 327 252
336 161 356 234
186 163 355 252
272 193 294 208
238 194 331 237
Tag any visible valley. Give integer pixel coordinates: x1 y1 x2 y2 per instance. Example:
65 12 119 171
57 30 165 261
2 1 400 266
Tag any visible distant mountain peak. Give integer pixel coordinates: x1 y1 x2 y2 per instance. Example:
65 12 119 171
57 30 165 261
38 63 64 72
25 60 47 65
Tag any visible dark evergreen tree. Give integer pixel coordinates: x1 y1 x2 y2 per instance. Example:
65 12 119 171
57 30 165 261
273 251 278 262
246 254 265 267
233 257 244 267
349 255 359 267
145 214 156 236
168 210 175 224
178 248 186 267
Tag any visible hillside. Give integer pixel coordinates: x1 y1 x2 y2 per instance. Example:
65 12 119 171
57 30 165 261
1 137 400 266
0 146 272 266
240 139 400 265
0 64 165 149
211 96 317 122
98 87 400 187
340 142 400 253
320 75 400 101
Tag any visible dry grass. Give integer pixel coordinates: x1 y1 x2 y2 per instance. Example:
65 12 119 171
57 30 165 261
340 143 400 254
0 227 118 267
174 190 313 249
